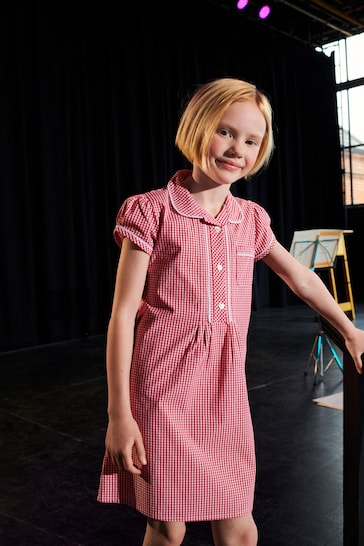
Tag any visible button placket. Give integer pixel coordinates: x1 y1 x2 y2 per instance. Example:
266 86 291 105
210 224 227 320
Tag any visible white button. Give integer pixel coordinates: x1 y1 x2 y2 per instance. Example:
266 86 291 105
217 264 223 271
214 226 221 232
218 303 225 310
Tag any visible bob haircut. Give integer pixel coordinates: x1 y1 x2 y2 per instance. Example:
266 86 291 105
175 78 274 177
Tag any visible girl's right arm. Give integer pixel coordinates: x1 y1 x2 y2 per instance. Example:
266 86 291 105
104 237 150 474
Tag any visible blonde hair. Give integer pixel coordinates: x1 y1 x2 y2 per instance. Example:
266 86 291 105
175 78 274 176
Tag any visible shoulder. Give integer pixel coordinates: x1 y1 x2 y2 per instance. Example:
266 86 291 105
234 196 272 223
117 187 168 220
123 186 168 207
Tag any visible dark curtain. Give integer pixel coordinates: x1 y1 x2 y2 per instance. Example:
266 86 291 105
0 1 343 351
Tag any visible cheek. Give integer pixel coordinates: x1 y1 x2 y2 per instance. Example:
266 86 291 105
247 147 261 165
208 136 224 156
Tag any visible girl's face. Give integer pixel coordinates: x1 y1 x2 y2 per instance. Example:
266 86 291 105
204 100 266 185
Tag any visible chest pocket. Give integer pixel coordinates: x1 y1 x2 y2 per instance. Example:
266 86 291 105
236 246 254 286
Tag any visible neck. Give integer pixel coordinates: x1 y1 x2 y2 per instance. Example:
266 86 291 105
185 175 230 218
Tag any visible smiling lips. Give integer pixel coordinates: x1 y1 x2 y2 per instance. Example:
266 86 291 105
217 159 244 171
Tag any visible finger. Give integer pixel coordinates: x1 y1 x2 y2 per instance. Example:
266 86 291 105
358 354 364 374
353 355 364 374
135 438 147 466
122 454 143 475
109 452 124 471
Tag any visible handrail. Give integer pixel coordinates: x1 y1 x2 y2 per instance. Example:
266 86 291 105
319 315 363 546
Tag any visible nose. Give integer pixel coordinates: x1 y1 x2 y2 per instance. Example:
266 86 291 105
227 139 245 159
227 144 244 159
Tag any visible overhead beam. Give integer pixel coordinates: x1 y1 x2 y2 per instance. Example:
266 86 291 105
307 0 364 29
275 0 353 36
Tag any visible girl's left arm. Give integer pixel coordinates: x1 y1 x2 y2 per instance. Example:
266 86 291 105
263 240 364 374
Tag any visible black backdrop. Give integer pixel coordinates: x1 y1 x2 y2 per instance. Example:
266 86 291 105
0 1 344 351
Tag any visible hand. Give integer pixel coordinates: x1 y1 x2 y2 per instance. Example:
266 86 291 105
345 327 364 375
105 416 147 475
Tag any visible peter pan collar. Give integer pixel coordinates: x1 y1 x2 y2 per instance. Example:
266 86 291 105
168 170 244 226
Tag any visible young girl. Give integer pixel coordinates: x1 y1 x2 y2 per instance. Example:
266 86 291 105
97 78 364 546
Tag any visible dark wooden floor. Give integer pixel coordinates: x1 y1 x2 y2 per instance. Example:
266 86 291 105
2 303 362 545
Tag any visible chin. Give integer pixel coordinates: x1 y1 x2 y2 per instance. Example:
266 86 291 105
218 173 243 185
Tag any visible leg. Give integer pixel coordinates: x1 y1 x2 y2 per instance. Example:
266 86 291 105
142 518 186 546
211 514 258 546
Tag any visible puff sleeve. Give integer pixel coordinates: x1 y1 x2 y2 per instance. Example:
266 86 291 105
113 193 161 255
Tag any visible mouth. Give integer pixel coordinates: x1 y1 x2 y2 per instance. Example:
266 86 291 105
216 159 242 171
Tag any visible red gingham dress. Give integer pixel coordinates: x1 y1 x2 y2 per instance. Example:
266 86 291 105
97 169 276 521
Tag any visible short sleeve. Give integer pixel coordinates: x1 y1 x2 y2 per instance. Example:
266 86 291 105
113 194 160 255
253 203 276 261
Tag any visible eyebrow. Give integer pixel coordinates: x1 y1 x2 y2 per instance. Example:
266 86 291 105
247 132 264 139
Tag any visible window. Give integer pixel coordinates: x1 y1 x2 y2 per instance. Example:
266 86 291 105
321 33 364 206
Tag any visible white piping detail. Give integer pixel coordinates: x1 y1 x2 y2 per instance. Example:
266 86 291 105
119 227 153 253
237 251 254 258
224 227 233 323
204 226 212 323
256 233 276 260
168 183 203 219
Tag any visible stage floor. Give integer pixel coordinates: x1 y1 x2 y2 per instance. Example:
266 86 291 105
2 303 363 545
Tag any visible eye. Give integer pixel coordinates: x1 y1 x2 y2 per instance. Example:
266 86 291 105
246 138 259 146
218 128 233 138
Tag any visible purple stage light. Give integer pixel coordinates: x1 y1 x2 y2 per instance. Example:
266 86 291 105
237 0 249 9
259 5 271 19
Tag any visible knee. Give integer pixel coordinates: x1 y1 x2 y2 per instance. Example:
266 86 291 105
242 517 258 545
164 522 186 545
211 514 258 546
144 519 186 545
245 520 258 546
